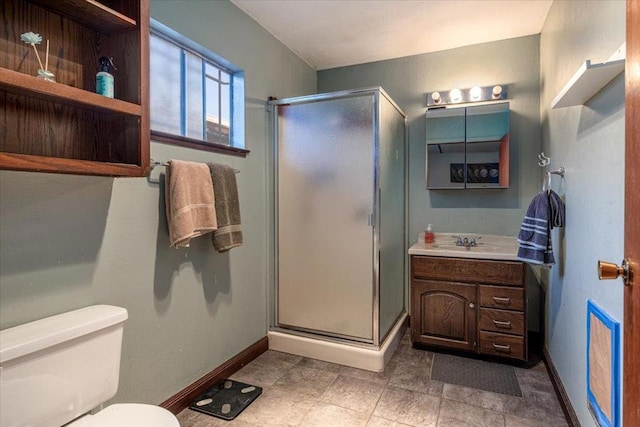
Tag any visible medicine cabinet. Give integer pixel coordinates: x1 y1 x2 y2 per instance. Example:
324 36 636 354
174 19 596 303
425 102 509 189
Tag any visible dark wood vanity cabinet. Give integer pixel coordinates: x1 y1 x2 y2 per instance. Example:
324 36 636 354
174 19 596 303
411 256 527 361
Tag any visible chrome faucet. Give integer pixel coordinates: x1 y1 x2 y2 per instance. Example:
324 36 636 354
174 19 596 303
454 236 477 247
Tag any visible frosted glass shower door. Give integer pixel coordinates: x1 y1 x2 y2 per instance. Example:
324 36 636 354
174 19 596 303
277 95 375 340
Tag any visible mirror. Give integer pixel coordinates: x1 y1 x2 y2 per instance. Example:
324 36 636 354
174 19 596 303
426 102 509 189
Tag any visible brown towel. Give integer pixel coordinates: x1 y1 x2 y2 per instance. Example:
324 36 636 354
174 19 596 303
208 163 243 252
165 160 218 248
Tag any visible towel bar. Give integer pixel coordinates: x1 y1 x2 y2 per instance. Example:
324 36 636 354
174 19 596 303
150 159 239 173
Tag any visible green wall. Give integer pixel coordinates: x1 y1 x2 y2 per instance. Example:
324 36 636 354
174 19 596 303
540 1 625 425
318 35 541 243
0 0 315 405
0 1 627 421
318 36 543 330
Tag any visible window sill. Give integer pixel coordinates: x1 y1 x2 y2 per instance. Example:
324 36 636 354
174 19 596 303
151 130 250 157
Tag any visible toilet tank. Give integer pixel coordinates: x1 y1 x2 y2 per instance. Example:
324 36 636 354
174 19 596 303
0 305 128 427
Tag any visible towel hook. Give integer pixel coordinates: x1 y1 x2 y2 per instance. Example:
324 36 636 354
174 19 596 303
543 167 566 194
538 152 551 167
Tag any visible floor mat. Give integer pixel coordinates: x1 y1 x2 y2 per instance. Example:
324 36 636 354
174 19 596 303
189 379 262 420
431 353 522 397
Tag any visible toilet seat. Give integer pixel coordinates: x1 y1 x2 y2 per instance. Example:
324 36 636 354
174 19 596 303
68 403 180 427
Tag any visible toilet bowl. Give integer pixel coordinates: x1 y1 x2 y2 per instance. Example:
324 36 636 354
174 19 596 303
0 305 180 427
68 404 179 427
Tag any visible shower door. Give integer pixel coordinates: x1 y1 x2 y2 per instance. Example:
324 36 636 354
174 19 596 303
275 94 375 341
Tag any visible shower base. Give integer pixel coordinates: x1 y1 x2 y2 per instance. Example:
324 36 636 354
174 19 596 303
267 312 408 372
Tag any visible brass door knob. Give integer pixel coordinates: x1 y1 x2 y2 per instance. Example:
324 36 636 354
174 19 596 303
598 259 632 286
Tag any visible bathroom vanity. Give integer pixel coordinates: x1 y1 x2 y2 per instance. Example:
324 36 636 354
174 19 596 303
409 234 528 361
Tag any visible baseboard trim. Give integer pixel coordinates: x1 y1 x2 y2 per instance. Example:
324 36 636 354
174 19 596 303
542 347 580 427
160 336 269 415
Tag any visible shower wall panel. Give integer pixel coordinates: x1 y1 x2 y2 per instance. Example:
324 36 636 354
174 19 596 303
377 96 406 340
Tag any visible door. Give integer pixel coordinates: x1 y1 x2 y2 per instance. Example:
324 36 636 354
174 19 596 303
411 279 477 352
624 2 640 424
275 94 375 341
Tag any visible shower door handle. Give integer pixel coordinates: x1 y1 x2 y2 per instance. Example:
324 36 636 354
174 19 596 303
368 213 374 227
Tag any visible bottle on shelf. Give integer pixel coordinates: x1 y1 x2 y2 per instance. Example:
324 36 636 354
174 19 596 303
96 56 116 98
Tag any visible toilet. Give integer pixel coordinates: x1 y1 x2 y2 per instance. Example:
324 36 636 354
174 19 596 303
0 305 180 427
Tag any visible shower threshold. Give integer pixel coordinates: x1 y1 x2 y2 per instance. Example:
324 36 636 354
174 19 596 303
267 312 408 372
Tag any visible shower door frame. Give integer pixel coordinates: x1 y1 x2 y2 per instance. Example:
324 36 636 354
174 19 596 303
269 87 407 348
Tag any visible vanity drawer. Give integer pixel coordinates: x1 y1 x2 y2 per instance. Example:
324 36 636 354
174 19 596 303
479 308 525 335
412 256 524 286
479 285 525 310
479 331 525 360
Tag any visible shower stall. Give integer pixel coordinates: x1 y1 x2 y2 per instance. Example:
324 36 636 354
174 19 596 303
268 88 407 371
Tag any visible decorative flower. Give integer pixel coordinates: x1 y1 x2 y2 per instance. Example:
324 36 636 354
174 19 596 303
20 32 42 46
20 31 47 72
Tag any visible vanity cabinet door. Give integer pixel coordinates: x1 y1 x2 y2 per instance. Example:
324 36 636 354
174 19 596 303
411 279 477 352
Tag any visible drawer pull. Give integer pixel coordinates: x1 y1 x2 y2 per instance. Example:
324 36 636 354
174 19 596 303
493 319 512 329
492 296 511 305
493 343 511 353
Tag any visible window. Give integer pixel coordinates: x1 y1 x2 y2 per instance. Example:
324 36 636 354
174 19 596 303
150 19 246 154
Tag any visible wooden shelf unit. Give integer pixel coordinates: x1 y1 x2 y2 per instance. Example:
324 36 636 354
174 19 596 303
0 0 149 177
29 0 137 33
0 69 142 116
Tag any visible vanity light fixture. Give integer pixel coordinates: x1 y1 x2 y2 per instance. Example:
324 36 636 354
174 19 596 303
492 85 504 99
470 86 482 100
449 88 462 103
426 84 508 107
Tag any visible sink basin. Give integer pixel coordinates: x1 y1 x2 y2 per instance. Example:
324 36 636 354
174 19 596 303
408 233 519 261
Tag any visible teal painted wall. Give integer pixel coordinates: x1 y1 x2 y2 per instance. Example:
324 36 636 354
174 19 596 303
540 1 625 425
318 36 543 330
318 35 541 244
0 0 315 405
0 0 627 420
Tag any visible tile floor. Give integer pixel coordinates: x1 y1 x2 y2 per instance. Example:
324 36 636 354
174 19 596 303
178 330 568 427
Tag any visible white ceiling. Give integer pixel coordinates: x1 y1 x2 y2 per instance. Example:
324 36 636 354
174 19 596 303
231 0 553 70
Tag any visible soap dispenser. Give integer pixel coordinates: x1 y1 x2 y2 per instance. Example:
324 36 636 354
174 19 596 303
96 56 116 98
425 224 435 243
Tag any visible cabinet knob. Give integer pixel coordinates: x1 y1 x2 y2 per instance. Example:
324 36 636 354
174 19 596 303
469 302 475 309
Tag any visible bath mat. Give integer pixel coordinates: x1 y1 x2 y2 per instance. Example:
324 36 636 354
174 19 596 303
431 353 522 397
189 379 262 420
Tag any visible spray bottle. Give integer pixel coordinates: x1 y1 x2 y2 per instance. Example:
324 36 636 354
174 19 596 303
96 56 116 98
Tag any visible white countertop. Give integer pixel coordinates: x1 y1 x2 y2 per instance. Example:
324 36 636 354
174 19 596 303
408 232 519 261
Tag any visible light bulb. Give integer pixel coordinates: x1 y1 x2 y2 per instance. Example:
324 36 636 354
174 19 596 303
431 91 441 103
470 86 481 100
492 85 503 98
450 88 462 102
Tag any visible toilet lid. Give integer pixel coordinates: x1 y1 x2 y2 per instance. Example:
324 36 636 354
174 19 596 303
70 403 180 427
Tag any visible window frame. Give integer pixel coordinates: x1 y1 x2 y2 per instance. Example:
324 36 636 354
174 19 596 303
149 19 248 157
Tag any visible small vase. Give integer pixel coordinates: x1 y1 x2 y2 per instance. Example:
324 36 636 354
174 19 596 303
36 69 55 82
